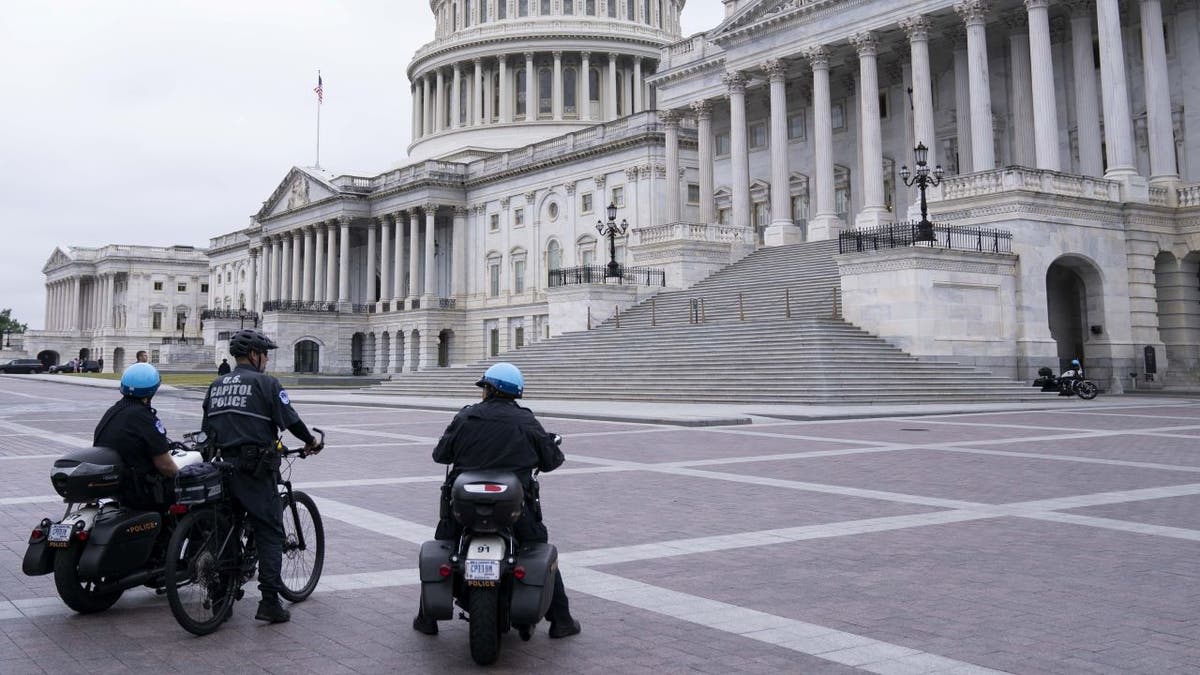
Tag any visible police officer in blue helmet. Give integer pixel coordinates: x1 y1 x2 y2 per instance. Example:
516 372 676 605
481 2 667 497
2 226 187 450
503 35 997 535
412 362 581 639
94 363 178 511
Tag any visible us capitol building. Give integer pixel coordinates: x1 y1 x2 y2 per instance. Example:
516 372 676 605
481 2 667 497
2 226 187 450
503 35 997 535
28 0 1200 393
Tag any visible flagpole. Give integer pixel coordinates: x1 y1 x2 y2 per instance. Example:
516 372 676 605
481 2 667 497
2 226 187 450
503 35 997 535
315 70 322 168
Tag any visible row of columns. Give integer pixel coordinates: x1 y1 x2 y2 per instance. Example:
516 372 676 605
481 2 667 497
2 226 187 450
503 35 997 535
657 0 1178 242
412 51 652 139
436 0 680 36
45 275 120 332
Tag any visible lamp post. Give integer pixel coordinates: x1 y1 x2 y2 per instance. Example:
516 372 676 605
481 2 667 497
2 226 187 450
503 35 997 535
899 142 944 243
595 202 629 278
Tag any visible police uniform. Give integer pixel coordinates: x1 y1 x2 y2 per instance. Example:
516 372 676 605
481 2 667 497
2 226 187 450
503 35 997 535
93 397 171 510
430 397 573 626
202 364 313 601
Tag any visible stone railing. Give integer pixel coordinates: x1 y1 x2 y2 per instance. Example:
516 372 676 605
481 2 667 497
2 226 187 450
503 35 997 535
939 167 1122 203
200 309 259 322
411 19 672 63
661 34 715 70
208 231 249 250
1179 183 1200 208
635 221 748 246
1148 187 1171 207
467 112 669 177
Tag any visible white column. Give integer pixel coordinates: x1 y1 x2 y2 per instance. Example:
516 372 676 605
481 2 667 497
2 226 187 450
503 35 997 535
380 216 393 305
435 68 445 132
499 56 511 123
474 58 485 125
312 224 325 302
902 16 937 167
953 36 974 173
451 63 462 129
290 231 303 301
271 237 283 301
366 218 378 303
338 220 351 302
393 212 406 302
408 212 421 305
301 226 315 302
661 110 682 223
1007 12 1036 167
71 277 80 330
633 57 643 112
607 53 619 120
581 52 592 121
280 233 293 301
805 45 839 239
851 32 888 228
723 71 751 235
525 52 536 122
423 75 433 135
452 207 467 297
423 205 437 300
247 249 259 312
763 59 799 244
692 100 715 224
413 83 422 140
1070 4 1103 176
1096 0 1137 180
325 224 338 301
1026 0 1060 171
1140 0 1177 186
957 0 995 171
552 51 563 120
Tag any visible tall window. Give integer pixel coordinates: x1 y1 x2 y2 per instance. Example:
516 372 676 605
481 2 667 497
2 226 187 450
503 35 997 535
488 259 501 296
657 0 663 27
626 0 635 19
788 113 806 141
489 328 499 356
538 67 552 115
464 0 471 26
753 203 768 245
715 132 731 156
519 0 528 16
547 240 562 271
564 0 573 14
516 69 527 115
514 326 525 348
564 67 577 115
492 71 501 119
642 0 650 24
540 0 550 14
480 0 488 22
152 311 162 330
589 68 601 102
609 0 617 17
499 0 506 19
513 259 526 293
459 84 468 124
586 0 595 15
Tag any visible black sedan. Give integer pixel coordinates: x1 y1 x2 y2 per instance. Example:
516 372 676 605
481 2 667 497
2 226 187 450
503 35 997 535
49 360 101 374
0 359 47 374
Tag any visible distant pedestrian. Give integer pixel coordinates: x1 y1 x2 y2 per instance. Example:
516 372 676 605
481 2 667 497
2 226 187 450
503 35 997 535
97 358 104 373
136 350 149 363
217 358 231 376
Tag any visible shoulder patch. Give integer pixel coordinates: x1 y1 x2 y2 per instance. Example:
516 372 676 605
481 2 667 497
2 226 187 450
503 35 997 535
279 389 291 405
155 419 167 435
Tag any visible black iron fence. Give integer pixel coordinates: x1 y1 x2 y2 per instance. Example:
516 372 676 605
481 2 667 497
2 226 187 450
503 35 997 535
200 309 260 322
350 304 377 314
263 300 338 313
548 265 667 287
838 222 1013 255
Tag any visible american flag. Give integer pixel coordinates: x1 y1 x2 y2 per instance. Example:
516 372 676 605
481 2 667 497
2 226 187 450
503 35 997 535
313 72 324 104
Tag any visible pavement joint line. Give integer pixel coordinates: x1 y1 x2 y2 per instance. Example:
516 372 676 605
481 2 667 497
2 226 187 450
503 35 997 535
1018 511 1200 541
0 420 91 448
929 444 1200 474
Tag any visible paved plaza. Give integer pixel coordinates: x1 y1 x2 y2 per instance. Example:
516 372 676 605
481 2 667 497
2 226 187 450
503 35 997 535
0 376 1198 673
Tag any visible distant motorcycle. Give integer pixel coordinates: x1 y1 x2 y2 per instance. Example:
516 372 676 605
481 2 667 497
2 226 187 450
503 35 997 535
1033 367 1098 400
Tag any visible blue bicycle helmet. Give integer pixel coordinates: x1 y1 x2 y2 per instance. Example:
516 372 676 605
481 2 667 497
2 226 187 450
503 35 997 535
120 362 161 398
476 362 524 398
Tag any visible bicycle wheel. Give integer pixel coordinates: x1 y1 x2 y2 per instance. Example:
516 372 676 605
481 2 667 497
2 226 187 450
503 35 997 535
278 490 324 602
165 508 240 636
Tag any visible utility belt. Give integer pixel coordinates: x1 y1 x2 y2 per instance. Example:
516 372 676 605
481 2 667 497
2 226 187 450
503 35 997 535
221 444 281 480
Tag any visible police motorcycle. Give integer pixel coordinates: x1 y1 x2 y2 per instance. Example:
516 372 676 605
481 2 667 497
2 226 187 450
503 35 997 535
418 436 563 666
1032 362 1099 400
22 431 212 614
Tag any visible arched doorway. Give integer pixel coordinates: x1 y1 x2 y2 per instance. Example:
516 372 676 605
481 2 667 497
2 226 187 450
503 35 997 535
1154 250 1200 376
379 332 391 373
78 348 90 361
112 348 125 372
1046 255 1105 372
410 329 421 372
37 350 59 368
351 332 366 375
294 340 320 374
438 329 455 367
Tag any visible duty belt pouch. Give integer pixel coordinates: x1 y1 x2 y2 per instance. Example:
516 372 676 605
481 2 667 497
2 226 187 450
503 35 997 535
525 480 544 523
438 481 452 520
249 448 281 480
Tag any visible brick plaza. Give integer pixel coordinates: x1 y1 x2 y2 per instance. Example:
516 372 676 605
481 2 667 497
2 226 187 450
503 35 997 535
0 377 1198 673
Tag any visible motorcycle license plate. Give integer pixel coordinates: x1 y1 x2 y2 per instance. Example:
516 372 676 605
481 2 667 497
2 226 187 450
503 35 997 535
48 524 72 542
465 560 500 581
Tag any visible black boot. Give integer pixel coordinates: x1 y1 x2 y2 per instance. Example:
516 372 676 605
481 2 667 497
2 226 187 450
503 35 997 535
412 613 438 635
548 618 581 639
255 595 291 623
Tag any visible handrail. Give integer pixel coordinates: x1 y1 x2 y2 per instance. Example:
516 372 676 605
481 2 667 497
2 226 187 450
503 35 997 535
838 222 1013 255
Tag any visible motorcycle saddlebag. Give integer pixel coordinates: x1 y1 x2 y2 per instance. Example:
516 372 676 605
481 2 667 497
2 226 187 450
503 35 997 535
77 508 162 578
418 539 456 621
51 446 127 501
509 542 558 625
21 520 53 576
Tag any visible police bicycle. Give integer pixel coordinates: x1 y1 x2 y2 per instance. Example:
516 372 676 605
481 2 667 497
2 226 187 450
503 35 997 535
163 429 326 635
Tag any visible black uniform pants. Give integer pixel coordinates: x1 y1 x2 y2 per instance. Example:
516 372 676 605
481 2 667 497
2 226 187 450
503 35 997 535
429 510 572 625
226 469 285 599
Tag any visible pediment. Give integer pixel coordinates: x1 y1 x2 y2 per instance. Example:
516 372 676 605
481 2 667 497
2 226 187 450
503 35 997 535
42 247 72 274
710 0 823 41
257 167 340 220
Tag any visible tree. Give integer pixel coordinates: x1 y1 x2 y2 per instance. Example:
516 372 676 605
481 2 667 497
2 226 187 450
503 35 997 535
0 309 27 334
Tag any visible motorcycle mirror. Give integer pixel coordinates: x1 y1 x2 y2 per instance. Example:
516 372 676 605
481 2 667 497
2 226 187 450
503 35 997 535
553 434 562 446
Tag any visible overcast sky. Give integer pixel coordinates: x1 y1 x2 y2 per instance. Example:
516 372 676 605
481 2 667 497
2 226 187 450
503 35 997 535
0 1 728 330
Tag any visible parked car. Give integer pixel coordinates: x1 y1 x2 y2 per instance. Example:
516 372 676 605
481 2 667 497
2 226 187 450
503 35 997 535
0 359 47 374
49 360 101 374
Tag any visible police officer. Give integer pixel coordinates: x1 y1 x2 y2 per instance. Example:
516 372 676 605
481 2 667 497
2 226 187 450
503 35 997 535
412 362 581 639
94 363 178 510
202 328 321 624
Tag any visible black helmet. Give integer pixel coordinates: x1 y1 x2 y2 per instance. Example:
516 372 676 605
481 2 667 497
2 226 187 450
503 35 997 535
228 329 278 357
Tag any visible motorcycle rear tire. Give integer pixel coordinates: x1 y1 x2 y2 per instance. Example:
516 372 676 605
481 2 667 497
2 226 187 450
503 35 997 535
468 587 502 666
53 546 123 614
1076 381 1099 400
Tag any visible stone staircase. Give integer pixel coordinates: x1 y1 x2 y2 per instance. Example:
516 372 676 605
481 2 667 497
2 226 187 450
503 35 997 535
374 241 1042 404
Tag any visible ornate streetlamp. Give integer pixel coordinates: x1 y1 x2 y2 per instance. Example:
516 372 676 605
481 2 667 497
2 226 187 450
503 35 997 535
595 202 629 278
238 308 247 329
899 142 944 243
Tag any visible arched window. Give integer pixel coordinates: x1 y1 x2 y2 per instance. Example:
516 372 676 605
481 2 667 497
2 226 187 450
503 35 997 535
589 68 601 102
643 0 650 24
518 0 529 16
540 0 551 15
547 239 562 271
626 0 634 20
492 71 501 120
498 0 506 19
563 67 577 116
586 0 595 15
538 67 552 115
453 2 459 29
464 0 471 27
516 68 527 116
563 0 574 14
459 82 468 124
480 0 487 22
608 0 617 17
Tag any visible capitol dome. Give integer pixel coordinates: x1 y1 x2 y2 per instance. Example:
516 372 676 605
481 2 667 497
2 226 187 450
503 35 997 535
407 0 685 161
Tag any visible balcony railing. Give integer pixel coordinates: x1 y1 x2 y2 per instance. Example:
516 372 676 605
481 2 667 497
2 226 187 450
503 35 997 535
201 309 260 322
350 304 377 314
838 222 1013 255
548 265 666 287
263 300 338 313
